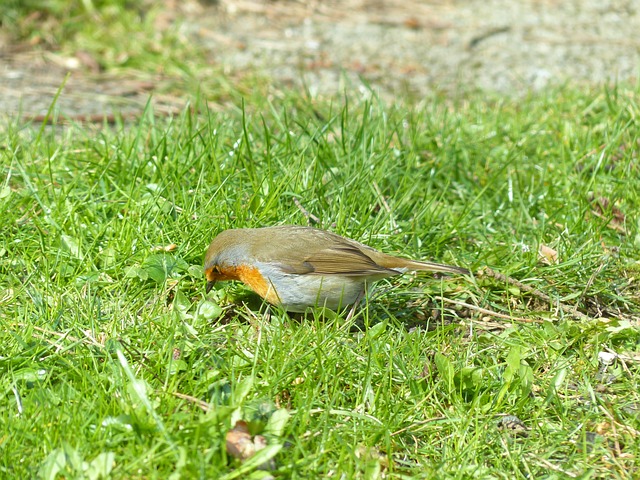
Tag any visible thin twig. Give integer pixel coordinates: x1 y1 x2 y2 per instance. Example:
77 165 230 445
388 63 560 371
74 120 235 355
172 392 212 412
529 457 577 478
590 210 627 234
576 143 606 163
576 260 607 315
602 346 640 364
391 416 447 436
609 414 623 458
435 297 544 324
372 181 398 231
463 318 514 330
293 197 321 225
14 323 103 347
480 267 591 321
480 267 552 301
599 404 640 437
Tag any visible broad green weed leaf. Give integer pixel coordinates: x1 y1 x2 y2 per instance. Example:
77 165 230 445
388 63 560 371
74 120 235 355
38 448 66 480
173 288 191 313
504 346 522 384
233 377 254 405
263 408 290 437
85 452 115 480
141 254 188 283
435 353 454 391
197 300 223 321
366 320 387 340
61 234 83 259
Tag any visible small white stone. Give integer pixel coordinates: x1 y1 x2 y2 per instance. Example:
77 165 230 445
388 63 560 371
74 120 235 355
598 351 617 365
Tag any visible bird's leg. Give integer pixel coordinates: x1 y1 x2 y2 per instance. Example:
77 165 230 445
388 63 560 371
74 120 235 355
345 302 358 322
345 287 367 322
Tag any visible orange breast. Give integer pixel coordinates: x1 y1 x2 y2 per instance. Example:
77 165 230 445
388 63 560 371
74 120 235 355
216 265 280 305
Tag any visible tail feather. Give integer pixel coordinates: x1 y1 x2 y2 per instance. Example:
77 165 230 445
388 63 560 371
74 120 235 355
396 258 470 276
362 247 470 276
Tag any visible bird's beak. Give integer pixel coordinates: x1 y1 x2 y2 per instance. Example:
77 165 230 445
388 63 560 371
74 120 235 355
206 280 215 293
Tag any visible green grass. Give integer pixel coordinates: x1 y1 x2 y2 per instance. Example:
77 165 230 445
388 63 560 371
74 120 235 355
1 86 639 478
6 3 639 478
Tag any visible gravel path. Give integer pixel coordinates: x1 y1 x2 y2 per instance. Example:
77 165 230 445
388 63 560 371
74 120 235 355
199 0 639 97
1 0 639 118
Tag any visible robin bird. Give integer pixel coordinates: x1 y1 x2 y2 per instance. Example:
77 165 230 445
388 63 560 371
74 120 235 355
204 225 469 313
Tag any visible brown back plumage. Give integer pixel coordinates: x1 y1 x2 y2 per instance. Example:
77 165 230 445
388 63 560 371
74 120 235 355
204 225 469 279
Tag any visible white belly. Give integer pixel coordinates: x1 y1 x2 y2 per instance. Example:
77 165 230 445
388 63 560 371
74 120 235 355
257 263 366 312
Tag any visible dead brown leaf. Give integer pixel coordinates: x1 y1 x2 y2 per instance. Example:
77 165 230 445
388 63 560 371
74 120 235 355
151 243 178 252
226 421 255 461
538 244 559 265
588 195 627 234
225 421 275 470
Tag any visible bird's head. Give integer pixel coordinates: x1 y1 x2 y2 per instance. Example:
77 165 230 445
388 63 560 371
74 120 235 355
203 229 253 292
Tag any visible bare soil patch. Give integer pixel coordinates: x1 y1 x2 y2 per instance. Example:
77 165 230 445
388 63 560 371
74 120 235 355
2 0 638 119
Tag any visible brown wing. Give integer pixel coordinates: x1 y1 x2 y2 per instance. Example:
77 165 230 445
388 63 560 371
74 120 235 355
241 225 467 277
277 243 400 278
